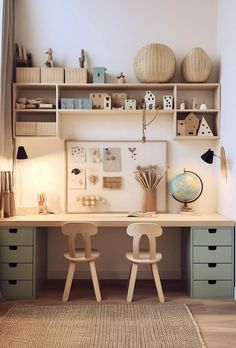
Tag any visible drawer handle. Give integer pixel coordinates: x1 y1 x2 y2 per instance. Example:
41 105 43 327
9 228 18 234
208 228 217 234
208 280 216 285
8 280 17 285
208 263 216 268
9 246 18 250
9 263 17 268
208 246 217 251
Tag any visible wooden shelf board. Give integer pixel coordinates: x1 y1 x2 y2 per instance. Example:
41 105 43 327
176 109 218 113
58 109 174 115
14 109 56 113
174 136 219 140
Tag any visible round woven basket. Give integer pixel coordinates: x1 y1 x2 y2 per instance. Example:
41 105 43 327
181 47 212 82
134 43 176 83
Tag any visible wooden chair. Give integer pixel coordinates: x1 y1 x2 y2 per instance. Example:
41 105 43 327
126 222 165 303
61 222 101 302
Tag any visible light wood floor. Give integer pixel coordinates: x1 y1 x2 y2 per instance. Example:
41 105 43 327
0 280 235 348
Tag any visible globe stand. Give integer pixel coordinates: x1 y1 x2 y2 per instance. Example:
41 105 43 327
180 202 194 214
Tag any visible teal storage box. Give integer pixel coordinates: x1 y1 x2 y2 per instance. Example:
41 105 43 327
61 98 75 109
74 99 83 109
82 98 92 109
93 67 106 83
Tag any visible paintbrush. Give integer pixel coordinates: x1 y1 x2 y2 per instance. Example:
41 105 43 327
9 171 16 217
0 172 4 219
3 171 11 218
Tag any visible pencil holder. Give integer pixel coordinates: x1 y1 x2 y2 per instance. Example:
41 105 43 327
142 188 157 213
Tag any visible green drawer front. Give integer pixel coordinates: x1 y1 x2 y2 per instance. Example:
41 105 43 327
0 246 33 262
193 263 232 280
192 227 233 246
0 280 33 299
193 280 233 298
193 246 232 263
0 228 34 246
0 263 33 280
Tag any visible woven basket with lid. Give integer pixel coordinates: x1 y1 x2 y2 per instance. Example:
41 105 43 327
181 47 212 82
134 43 176 83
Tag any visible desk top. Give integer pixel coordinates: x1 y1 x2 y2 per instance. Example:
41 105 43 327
0 213 234 228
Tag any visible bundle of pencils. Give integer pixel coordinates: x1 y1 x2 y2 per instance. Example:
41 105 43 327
134 165 167 189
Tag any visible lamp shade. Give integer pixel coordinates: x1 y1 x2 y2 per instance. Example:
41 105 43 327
16 146 28 160
201 148 214 164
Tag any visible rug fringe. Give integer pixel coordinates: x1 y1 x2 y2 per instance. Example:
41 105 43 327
184 304 207 348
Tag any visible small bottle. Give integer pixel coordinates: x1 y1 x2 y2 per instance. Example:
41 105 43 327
180 101 185 110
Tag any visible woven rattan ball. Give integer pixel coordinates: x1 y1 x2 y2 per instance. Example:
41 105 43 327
134 43 176 83
181 47 212 82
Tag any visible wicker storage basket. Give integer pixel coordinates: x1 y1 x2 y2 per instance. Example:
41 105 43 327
134 43 176 82
15 122 37 136
16 68 40 83
41 67 64 83
65 68 88 83
37 122 56 136
181 47 212 82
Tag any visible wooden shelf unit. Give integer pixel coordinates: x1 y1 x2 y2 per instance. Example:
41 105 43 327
13 82 220 139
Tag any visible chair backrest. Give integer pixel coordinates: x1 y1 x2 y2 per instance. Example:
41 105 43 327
127 223 163 260
62 222 97 258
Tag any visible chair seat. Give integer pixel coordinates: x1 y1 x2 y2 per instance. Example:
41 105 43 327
126 250 162 264
64 248 100 262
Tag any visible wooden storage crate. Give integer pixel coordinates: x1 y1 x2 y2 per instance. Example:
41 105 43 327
15 122 37 136
41 67 64 83
65 68 88 83
36 122 56 136
16 68 40 83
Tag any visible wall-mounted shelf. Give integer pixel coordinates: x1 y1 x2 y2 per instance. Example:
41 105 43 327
13 83 220 139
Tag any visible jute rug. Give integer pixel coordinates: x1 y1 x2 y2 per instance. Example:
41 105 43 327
0 303 205 348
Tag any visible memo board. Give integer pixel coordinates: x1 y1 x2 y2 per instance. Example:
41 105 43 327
65 140 167 213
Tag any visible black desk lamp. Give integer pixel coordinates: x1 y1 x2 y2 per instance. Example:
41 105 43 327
201 146 227 179
16 146 28 160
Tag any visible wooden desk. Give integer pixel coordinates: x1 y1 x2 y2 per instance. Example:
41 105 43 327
0 212 234 227
0 213 234 300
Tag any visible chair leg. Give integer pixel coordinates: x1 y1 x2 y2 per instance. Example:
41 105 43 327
127 262 138 303
151 263 165 303
89 261 102 302
63 261 76 302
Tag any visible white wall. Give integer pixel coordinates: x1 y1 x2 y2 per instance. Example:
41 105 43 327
217 0 236 298
14 0 220 279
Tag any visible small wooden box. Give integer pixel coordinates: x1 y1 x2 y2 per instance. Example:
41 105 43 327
41 67 64 83
36 122 56 136
16 68 40 83
15 122 37 136
65 68 88 84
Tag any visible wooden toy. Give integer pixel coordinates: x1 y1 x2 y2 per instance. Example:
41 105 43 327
89 93 110 109
125 99 136 110
197 116 213 136
144 91 155 110
104 96 112 110
163 95 173 109
177 120 186 136
111 93 127 109
185 112 199 136
93 67 106 83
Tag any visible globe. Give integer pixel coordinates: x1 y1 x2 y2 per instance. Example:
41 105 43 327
170 170 203 213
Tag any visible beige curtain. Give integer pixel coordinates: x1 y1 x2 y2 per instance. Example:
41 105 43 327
0 0 14 171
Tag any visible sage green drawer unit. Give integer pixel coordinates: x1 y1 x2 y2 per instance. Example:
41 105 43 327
0 228 34 246
193 280 233 298
193 246 232 263
0 263 33 280
0 246 33 262
0 280 33 299
192 227 233 246
193 263 232 280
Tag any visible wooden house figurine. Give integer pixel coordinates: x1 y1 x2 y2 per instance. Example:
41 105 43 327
125 99 136 110
89 92 110 109
184 112 199 136
111 93 127 109
177 120 186 136
144 91 155 110
197 116 213 136
104 96 112 110
93 67 106 83
163 95 173 109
